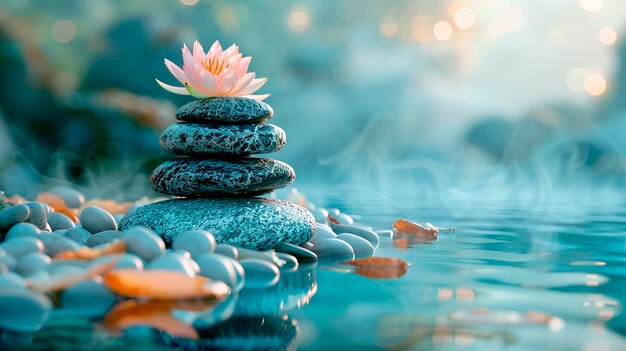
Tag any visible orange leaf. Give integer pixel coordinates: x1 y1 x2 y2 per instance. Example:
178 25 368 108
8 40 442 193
392 219 438 238
342 257 408 279
35 192 79 222
103 269 231 301
54 241 126 260
104 300 215 340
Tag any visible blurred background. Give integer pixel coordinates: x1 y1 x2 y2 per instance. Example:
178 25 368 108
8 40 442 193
1 0 626 202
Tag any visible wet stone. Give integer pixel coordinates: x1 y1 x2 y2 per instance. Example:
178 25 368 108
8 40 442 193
49 186 85 209
311 238 355 260
160 123 286 156
63 227 92 245
119 198 315 251
80 206 117 234
85 230 122 248
0 204 30 230
23 203 47 230
176 97 273 124
5 223 41 241
274 242 318 262
47 212 75 231
150 157 295 197
214 244 238 259
0 237 44 258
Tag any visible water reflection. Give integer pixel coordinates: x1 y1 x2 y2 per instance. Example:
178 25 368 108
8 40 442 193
155 262 317 350
0 261 317 350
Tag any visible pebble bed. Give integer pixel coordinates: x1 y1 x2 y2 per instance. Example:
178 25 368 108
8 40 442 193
0 187 388 345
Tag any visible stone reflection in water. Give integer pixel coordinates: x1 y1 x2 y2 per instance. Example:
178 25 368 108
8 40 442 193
155 262 317 350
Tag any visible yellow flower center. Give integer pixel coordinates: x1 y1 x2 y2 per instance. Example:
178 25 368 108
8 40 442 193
204 56 228 76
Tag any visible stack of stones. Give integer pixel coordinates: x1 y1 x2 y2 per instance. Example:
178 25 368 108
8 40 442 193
120 98 316 251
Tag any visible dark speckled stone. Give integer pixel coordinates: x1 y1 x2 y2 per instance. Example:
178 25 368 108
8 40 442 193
176 97 272 124
119 198 316 250
160 123 286 156
150 157 295 197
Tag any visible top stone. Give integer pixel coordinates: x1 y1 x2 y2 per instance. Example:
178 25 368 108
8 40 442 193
176 97 273 124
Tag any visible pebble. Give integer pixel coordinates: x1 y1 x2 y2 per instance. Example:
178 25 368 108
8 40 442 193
115 254 144 270
79 206 117 234
0 272 26 288
0 288 52 332
221 256 245 292
146 252 196 277
23 203 47 230
0 204 30 229
150 157 295 197
336 233 375 257
85 230 122 247
39 233 80 257
49 185 85 208
16 253 51 277
0 237 44 258
120 198 314 250
275 252 299 271
274 242 318 262
336 213 354 225
175 97 273 124
60 280 116 317
5 223 42 240
311 238 355 260
239 259 280 289
308 225 337 245
63 227 92 245
214 244 238 259
376 230 394 238
0 249 17 271
47 212 75 231
332 224 380 249
309 208 329 223
122 227 165 261
160 122 286 156
196 253 240 291
302 242 314 250
172 230 216 258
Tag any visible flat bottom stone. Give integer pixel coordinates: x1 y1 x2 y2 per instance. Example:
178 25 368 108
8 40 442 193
119 198 315 251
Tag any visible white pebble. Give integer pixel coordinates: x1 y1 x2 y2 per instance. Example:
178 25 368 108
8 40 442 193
172 230 216 258
308 225 336 245
336 233 375 257
311 238 355 260
240 259 279 289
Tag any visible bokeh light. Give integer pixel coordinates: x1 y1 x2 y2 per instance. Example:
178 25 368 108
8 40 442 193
580 0 604 12
411 16 432 43
454 8 476 29
598 27 617 45
584 73 607 96
179 0 199 6
433 21 453 41
287 8 310 32
566 67 589 92
51 20 77 44
488 19 507 37
379 16 399 37
500 6 525 33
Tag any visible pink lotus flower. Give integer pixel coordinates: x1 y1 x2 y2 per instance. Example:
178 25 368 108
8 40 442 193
156 40 268 100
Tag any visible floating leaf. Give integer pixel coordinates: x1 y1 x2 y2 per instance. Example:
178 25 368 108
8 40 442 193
35 192 78 222
54 241 126 260
104 299 216 340
103 269 231 301
342 257 408 279
393 219 439 238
